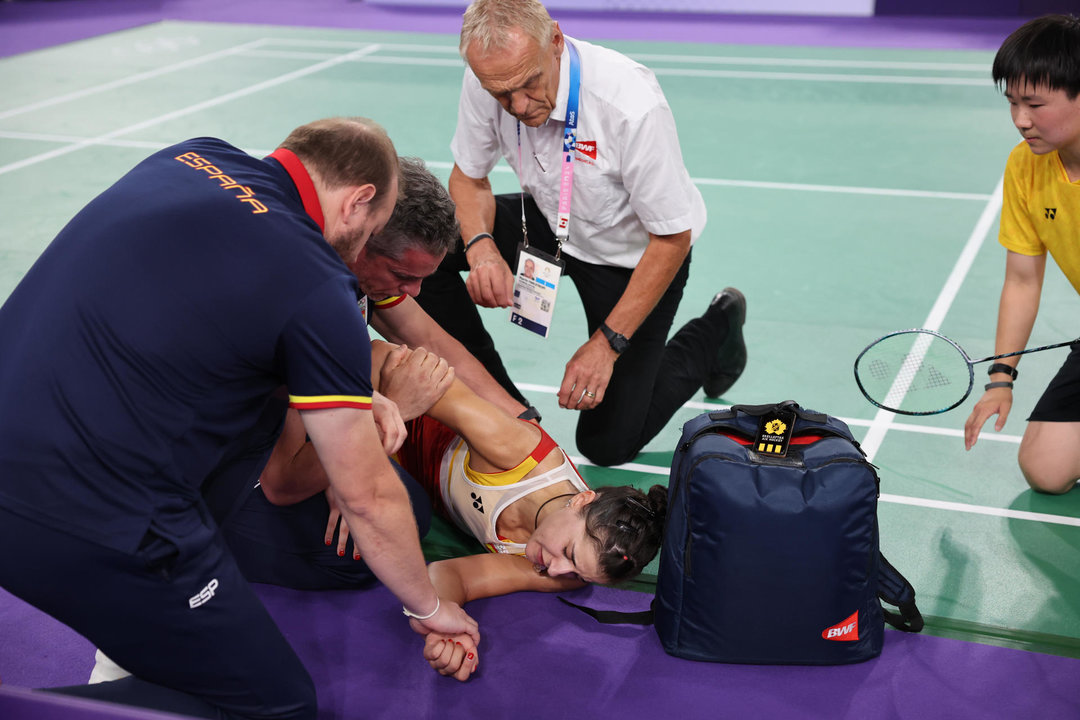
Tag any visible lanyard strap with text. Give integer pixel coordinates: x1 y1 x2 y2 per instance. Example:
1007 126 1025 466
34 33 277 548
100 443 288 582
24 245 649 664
517 39 580 260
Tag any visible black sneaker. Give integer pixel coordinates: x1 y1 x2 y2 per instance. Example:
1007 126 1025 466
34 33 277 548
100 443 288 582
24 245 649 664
703 287 747 399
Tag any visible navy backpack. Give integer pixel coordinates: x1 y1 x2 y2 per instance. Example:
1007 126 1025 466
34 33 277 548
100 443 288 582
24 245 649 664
564 401 922 665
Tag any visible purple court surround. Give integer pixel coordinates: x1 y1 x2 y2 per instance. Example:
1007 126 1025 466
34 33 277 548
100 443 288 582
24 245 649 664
0 0 1031 59
2 583 1079 720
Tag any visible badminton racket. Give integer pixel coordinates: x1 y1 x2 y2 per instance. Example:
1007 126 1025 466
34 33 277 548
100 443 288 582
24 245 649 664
853 329 1076 416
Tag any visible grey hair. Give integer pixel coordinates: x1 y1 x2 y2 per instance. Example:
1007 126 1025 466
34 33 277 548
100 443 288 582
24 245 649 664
362 157 459 260
459 0 555 58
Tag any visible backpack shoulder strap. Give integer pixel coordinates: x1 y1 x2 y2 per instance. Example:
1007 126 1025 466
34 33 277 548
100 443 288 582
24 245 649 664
878 553 924 632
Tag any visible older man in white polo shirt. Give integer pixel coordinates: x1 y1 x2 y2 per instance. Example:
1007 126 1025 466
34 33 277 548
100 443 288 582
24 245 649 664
416 0 747 467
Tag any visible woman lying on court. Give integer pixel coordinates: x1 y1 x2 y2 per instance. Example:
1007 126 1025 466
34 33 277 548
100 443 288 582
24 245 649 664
244 340 668 680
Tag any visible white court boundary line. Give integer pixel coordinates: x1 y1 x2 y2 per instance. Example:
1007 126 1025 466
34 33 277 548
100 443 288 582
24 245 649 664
518 383 1023 445
0 39 273 121
517 381 1073 528
0 131 997 202
232 47 993 85
566 455 1080 528
254 38 991 74
859 176 1005 462
0 43 383 178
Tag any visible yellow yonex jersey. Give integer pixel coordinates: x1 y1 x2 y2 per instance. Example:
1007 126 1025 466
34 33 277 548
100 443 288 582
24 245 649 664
999 141 1080 294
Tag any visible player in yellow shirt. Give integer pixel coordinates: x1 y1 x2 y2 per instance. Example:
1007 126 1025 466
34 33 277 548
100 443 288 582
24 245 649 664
964 14 1080 494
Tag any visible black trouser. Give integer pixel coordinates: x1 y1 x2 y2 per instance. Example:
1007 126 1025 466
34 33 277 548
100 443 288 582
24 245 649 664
0 503 317 720
416 194 725 466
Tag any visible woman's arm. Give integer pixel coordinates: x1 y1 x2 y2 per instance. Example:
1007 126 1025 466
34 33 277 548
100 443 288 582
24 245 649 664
428 553 585 607
420 553 585 681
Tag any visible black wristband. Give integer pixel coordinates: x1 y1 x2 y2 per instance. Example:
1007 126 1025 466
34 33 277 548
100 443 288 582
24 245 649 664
517 405 542 423
986 363 1018 380
464 232 493 253
985 381 1014 391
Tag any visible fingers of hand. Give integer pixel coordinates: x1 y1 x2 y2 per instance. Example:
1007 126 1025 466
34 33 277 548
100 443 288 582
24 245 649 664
428 637 478 680
466 261 512 308
386 343 409 369
323 503 341 548
336 518 351 559
558 375 601 410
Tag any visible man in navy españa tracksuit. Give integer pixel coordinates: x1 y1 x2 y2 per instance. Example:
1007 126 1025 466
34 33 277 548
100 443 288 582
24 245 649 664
0 117 479 720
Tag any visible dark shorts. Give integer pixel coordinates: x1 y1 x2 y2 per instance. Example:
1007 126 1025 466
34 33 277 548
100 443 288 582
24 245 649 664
1028 340 1080 423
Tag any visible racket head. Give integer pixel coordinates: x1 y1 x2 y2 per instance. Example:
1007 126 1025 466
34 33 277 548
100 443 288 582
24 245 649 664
854 329 974 416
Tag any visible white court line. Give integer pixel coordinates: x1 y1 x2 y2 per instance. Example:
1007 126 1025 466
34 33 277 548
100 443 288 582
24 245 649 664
521 384 1022 445
692 177 992 202
649 68 992 86
567 454 1080 528
680 399 1023 443
255 38 990 73
238 49 990 85
0 44 383 178
630 53 988 72
859 175 1005 463
0 132 994 202
0 130 171 151
0 39 272 121
243 49 465 68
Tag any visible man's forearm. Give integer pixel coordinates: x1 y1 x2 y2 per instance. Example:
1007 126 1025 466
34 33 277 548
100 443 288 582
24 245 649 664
448 164 496 248
601 230 691 339
338 465 439 615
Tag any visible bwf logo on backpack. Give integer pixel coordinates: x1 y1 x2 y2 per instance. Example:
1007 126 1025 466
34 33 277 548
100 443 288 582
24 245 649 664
822 611 859 641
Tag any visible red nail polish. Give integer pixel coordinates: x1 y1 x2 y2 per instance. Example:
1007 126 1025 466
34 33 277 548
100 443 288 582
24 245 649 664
324 539 331 546
467 652 474 660
353 553 361 560
337 550 345 557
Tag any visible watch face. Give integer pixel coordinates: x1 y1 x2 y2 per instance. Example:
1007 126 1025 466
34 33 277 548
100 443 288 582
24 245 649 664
602 325 629 354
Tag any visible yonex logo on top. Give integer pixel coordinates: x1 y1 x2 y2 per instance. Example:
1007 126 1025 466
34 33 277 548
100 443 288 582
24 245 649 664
1045 208 1057 220
470 492 485 514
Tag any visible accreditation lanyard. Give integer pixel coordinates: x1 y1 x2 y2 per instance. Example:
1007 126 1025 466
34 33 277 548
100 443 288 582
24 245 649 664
516 39 580 260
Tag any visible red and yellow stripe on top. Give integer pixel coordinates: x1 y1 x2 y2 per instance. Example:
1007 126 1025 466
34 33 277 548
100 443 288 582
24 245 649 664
372 295 406 310
463 421 559 486
288 394 372 410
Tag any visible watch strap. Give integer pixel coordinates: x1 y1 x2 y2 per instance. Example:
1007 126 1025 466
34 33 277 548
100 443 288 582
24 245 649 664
600 323 630 354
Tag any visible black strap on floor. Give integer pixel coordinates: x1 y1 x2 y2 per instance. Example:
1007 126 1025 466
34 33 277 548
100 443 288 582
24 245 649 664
557 596 654 625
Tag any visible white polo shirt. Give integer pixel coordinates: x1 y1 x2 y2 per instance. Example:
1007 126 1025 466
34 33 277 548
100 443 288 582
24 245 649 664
451 35 707 269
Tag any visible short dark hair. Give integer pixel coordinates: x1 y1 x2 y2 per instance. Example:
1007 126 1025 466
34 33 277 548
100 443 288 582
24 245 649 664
583 484 668 584
278 117 399 201
363 157 459 260
992 14 1080 99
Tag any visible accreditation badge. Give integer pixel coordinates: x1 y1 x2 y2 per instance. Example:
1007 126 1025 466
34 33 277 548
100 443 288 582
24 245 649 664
509 244 564 338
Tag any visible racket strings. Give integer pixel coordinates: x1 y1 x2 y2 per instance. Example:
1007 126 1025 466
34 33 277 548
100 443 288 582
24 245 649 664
855 332 972 415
